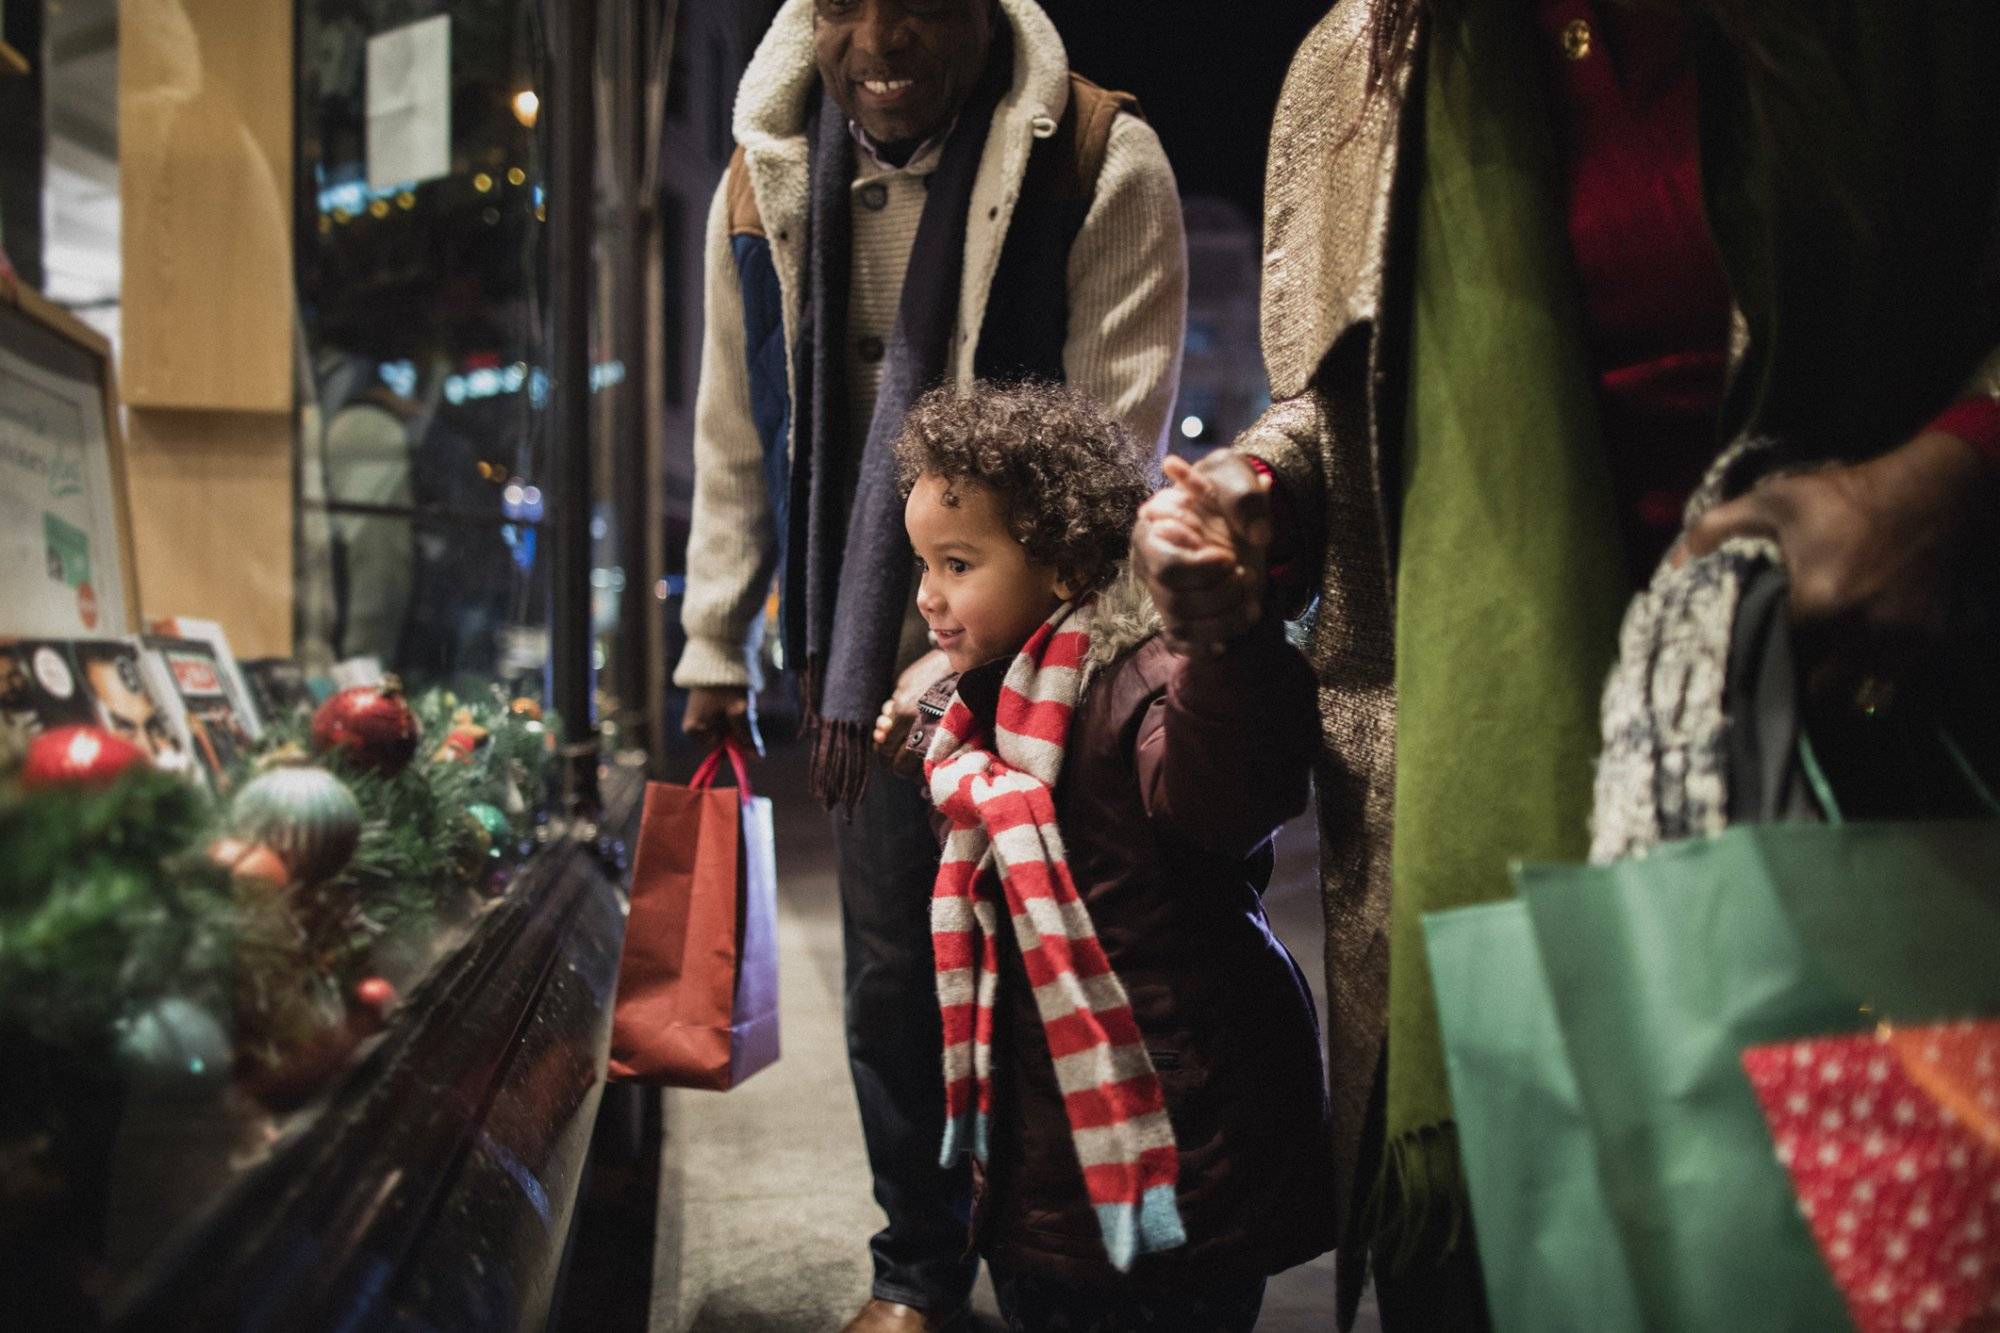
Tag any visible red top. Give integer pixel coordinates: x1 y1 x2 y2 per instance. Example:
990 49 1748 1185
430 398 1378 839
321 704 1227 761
1536 0 1731 570
1536 0 2000 568
1931 397 2000 468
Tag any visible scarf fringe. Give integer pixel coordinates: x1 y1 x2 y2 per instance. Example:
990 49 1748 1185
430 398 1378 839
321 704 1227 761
807 718 873 811
802 655 873 811
1095 1187 1189 1273
1364 1121 1468 1273
939 1107 991 1167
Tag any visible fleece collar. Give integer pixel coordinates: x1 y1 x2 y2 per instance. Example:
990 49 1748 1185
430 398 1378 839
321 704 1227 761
732 0 1074 356
735 0 1070 151
1083 564 1163 671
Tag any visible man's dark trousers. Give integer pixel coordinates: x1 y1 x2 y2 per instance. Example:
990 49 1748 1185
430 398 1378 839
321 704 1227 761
833 757 977 1314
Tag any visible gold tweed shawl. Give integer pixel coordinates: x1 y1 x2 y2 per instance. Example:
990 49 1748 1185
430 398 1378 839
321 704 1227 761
1234 0 1420 1241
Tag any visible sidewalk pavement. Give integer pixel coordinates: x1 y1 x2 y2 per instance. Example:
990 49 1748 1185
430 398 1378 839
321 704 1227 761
649 740 1370 1331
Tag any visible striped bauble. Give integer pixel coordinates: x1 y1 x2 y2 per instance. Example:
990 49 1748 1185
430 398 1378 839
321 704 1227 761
232 765 362 884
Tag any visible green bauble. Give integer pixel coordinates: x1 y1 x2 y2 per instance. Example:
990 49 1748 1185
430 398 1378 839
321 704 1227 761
233 765 363 884
117 997 232 1082
465 802 510 859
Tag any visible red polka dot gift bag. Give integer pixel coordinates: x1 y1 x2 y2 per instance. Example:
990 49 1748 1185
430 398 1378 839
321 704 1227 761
1743 1021 2000 1333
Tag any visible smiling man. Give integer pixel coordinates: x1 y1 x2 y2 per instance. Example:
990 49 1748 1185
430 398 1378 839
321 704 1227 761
823 0 992 157
673 1 1185 1328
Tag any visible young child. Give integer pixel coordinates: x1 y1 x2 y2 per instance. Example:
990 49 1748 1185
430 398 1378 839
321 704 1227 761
879 382 1336 1330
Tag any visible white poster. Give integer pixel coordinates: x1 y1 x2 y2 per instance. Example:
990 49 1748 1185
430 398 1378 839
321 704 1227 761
0 332 127 638
366 15 451 191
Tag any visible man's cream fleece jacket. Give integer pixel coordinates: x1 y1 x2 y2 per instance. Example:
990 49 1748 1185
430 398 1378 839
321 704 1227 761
675 0 1187 691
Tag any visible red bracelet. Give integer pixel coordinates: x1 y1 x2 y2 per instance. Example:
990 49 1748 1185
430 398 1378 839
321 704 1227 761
1927 396 2000 469
1241 455 1312 606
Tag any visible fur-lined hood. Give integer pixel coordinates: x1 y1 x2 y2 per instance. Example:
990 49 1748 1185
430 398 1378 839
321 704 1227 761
1083 563 1163 676
729 0 1076 378
734 0 1071 150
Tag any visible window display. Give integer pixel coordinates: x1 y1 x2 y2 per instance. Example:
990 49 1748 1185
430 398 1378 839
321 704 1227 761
1 663 563 1305
1 0 648 1321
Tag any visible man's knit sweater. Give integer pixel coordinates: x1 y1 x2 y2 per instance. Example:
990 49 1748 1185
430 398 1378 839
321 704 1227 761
673 0 1186 693
842 124 1184 674
848 148 949 673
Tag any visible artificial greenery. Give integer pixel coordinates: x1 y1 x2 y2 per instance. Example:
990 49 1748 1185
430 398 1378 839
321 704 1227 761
0 771 233 1053
0 686 559 1068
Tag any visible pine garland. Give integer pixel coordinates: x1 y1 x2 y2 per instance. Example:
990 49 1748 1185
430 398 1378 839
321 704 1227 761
0 686 559 1066
0 771 234 1052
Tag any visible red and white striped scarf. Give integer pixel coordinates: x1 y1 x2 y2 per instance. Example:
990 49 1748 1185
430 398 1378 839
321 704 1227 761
924 597 1186 1271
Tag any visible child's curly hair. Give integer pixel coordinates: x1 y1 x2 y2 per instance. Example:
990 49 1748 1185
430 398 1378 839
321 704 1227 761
895 381 1153 593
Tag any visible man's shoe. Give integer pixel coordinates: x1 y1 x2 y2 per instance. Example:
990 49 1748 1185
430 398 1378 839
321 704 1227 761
838 1298 968 1333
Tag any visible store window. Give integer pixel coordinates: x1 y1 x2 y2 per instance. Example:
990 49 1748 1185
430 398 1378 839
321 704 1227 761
1 0 660 1320
296 0 553 691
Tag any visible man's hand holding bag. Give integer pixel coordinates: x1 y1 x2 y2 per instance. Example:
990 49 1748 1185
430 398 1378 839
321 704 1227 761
608 738 779 1090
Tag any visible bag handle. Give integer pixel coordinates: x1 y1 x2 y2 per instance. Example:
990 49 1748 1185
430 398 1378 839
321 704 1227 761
1938 727 2000 818
689 736 754 800
1797 732 1844 826
1798 723 2000 826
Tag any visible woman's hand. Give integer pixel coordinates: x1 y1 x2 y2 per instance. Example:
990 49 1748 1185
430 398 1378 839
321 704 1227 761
1678 430 1993 702
1131 453 1274 654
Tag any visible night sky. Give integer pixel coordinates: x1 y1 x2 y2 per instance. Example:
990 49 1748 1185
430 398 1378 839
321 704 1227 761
1038 0 1336 221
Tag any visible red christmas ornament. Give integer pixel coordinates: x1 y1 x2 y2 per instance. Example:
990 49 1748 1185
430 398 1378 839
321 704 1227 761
208 836 293 890
20 725 149 790
353 976 398 1014
350 975 400 1038
311 679 421 776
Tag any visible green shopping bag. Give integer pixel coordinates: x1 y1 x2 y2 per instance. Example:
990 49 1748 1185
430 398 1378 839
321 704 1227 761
1425 900 1645 1332
1516 812 2000 1331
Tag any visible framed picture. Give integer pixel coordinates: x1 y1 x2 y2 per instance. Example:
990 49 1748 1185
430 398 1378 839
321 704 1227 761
0 277 141 637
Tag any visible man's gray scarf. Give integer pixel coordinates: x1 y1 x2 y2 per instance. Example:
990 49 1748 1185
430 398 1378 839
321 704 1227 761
787 49 1010 809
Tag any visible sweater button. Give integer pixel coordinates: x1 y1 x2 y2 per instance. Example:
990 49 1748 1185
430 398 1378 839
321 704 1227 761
1030 113 1058 139
857 335 886 363
859 181 888 210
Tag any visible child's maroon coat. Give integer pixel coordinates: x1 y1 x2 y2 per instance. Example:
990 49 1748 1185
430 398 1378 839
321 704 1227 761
912 619 1339 1288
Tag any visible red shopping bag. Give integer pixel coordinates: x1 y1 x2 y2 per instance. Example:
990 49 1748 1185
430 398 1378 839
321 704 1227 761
608 739 779 1089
